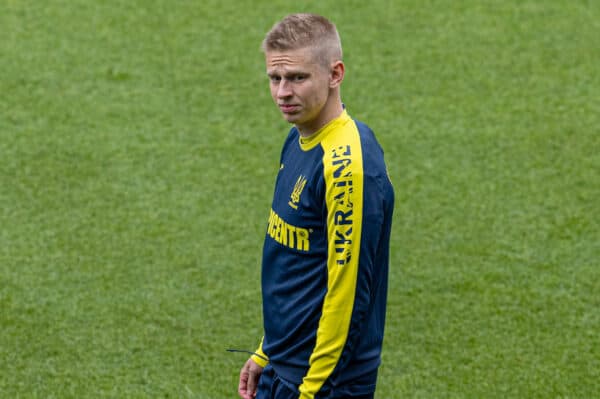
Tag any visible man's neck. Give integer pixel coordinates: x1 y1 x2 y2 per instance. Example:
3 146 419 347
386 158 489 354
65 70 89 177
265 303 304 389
297 99 344 138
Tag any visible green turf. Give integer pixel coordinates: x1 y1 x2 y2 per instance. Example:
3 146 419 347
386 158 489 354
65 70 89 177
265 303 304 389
1 1 599 398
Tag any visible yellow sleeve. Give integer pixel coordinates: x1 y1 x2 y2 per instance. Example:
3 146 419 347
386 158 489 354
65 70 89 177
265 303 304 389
299 125 364 398
251 337 269 368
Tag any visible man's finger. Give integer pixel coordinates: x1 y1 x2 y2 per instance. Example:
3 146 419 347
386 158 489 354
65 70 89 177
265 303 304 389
246 370 258 398
238 364 250 399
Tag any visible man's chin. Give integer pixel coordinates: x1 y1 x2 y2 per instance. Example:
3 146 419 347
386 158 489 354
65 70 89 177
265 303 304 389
281 113 302 124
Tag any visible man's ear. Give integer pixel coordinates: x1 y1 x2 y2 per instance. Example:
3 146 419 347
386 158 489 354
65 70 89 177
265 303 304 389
329 61 345 88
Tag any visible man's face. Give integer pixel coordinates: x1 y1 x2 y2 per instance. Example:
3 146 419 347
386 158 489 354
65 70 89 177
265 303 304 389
265 48 331 133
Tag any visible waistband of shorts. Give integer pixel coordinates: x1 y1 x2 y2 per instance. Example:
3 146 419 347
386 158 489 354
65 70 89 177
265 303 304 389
271 357 380 388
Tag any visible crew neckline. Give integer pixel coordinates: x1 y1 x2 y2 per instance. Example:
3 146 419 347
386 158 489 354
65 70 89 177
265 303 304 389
298 110 350 151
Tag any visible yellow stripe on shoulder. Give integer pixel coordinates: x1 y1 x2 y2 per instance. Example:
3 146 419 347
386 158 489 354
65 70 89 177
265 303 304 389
322 121 364 269
298 117 365 398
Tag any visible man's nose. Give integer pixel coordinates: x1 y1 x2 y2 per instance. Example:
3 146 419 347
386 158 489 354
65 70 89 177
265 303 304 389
277 79 292 98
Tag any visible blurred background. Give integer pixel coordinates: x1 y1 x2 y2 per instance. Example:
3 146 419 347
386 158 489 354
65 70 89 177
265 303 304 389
1 1 598 397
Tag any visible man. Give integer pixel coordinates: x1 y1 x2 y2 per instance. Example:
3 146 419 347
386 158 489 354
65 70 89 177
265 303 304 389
239 13 394 399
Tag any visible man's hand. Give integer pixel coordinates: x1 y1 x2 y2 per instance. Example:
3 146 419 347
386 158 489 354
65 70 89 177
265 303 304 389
238 357 264 399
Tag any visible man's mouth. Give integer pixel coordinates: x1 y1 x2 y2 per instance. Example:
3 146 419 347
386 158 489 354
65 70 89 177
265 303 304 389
279 104 299 113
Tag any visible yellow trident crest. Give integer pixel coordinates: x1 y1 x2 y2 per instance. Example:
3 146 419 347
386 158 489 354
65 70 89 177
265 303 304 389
288 175 307 210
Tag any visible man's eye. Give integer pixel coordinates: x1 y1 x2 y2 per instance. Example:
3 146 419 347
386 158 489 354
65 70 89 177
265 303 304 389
270 76 281 83
293 75 306 82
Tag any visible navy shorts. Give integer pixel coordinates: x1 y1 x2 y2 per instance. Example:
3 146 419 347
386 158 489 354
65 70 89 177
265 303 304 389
256 364 375 399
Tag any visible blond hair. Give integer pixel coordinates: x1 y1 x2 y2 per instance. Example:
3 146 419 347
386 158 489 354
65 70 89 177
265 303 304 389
262 13 343 68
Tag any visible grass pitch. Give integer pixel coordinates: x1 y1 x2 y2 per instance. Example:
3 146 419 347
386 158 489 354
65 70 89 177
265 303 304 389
1 1 599 398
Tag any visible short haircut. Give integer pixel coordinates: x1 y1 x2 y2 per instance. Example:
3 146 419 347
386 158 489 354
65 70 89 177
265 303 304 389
262 13 343 68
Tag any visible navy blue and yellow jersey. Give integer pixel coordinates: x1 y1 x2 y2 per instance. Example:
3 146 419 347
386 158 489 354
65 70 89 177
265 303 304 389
253 110 394 398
